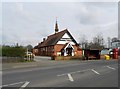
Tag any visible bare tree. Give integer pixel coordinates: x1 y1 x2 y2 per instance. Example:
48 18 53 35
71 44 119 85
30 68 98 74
79 34 88 49
93 34 104 46
89 33 105 49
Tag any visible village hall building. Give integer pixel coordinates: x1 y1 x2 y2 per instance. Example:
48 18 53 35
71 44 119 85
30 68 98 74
33 20 82 57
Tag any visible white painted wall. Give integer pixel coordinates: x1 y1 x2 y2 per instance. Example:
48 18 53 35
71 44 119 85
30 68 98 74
72 50 74 56
57 41 75 45
57 33 75 45
62 33 70 38
64 50 67 56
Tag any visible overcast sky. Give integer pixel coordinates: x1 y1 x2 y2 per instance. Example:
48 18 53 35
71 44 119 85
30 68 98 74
2 2 118 46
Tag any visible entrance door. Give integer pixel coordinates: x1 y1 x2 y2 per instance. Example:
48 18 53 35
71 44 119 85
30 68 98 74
61 43 74 56
66 48 73 56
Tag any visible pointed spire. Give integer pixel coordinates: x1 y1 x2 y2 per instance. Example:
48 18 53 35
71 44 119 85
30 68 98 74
55 17 59 33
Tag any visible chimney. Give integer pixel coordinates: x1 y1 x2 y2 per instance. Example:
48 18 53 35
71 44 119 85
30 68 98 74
43 38 46 42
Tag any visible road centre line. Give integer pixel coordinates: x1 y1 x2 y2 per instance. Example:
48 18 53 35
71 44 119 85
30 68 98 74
106 66 116 70
0 81 26 87
67 74 74 82
57 69 90 77
20 81 30 89
91 69 100 75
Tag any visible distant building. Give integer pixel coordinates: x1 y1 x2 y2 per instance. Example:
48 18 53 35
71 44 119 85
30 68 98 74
111 39 120 56
110 37 120 49
33 19 82 57
111 40 120 49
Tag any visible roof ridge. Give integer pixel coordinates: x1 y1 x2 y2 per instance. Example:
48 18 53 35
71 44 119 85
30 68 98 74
48 29 67 38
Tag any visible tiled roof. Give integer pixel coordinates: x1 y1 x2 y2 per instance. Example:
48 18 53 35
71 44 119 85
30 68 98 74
34 45 38 49
37 29 78 47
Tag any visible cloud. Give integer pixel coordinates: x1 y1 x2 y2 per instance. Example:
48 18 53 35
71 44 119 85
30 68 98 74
2 2 118 46
16 3 24 12
2 0 119 2
76 2 117 25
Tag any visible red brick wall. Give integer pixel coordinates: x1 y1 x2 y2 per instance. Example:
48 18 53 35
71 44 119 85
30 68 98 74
37 44 82 57
73 45 77 51
72 45 78 56
32 49 39 56
54 44 64 51
54 44 82 56
54 44 64 56
38 46 54 56
77 50 82 56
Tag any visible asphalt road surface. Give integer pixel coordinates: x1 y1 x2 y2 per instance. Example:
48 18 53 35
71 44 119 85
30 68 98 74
2 59 119 88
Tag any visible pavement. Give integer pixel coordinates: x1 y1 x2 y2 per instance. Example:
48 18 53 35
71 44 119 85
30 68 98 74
1 57 119 88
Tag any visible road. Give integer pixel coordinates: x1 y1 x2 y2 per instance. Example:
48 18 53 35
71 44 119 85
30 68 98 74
2 59 119 88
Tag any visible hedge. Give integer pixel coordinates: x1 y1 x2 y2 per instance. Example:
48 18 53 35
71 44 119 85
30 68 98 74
2 46 26 57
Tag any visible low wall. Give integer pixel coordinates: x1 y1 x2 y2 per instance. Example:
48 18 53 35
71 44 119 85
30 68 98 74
2 57 34 63
51 56 83 60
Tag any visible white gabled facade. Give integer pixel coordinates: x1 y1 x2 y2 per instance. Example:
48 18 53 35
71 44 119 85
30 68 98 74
57 33 75 45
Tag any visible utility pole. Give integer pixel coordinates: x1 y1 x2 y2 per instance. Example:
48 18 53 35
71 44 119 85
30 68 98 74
108 37 111 48
27 48 28 60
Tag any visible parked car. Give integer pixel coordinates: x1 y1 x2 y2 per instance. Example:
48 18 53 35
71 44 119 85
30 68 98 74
101 48 112 59
24 52 34 59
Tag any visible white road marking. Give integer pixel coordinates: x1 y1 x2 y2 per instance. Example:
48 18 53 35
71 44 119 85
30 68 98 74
0 81 25 87
91 69 100 75
67 73 74 82
57 73 67 76
106 66 116 70
57 69 90 77
76 69 90 73
0 81 30 88
20 81 30 89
